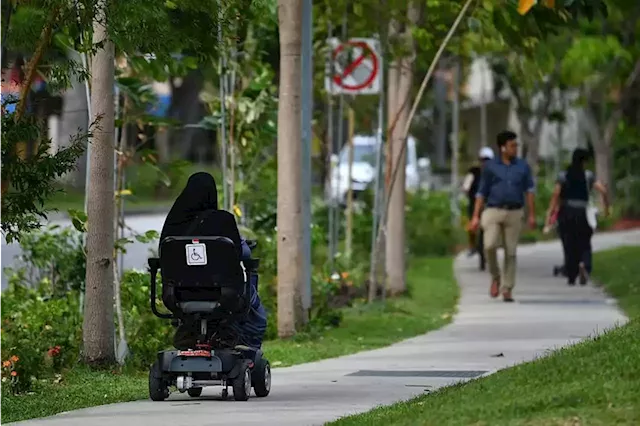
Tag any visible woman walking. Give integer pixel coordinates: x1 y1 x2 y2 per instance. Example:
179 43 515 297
462 147 494 264
545 149 609 285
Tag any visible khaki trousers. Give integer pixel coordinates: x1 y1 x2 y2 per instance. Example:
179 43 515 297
481 208 524 291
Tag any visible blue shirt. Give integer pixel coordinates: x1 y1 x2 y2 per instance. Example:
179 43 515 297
476 157 535 207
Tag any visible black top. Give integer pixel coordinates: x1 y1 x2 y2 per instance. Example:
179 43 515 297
557 169 594 203
467 166 482 201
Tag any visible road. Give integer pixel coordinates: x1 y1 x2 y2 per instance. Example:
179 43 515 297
1 213 169 290
9 229 639 426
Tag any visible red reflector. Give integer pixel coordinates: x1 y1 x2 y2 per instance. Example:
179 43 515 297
192 239 199 243
178 350 211 357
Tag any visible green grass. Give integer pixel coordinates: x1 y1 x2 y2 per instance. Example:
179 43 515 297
329 246 640 426
45 163 220 215
1 256 458 424
2 368 148 424
46 188 173 214
263 256 458 366
593 245 640 318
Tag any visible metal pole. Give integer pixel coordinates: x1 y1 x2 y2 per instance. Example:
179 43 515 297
217 1 229 211
81 50 92 215
334 11 347 256
368 38 384 302
300 0 313 312
326 19 336 271
345 105 355 260
480 57 487 150
451 60 461 224
79 46 92 316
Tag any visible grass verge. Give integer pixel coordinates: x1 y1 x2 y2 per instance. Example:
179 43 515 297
329 245 640 426
592 245 640 318
44 163 221 215
1 256 458 424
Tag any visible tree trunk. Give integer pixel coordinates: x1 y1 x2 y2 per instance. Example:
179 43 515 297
518 111 543 174
584 105 616 202
381 23 399 297
385 3 418 296
167 71 205 160
155 127 171 164
386 53 412 296
276 0 303 338
82 0 116 366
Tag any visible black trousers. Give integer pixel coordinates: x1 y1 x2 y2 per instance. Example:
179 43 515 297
558 206 593 282
557 217 593 274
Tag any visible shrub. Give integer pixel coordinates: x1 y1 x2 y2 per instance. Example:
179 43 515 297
119 270 173 370
1 281 82 394
4 225 85 295
406 191 463 256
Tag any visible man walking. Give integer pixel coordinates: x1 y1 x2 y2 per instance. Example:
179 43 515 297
469 131 536 302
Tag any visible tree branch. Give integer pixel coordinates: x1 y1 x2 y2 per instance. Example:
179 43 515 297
14 6 61 122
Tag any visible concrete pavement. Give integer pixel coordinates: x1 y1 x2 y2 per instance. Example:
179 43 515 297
9 229 640 426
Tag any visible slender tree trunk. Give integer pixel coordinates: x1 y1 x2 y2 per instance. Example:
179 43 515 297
82 0 116 366
155 127 171 163
385 3 418 296
384 20 399 195
276 0 303 338
584 105 616 202
380 23 399 297
386 53 413 296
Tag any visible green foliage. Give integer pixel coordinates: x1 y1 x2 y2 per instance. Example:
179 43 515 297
119 271 174 369
406 191 463 256
199 61 279 228
3 225 86 294
0 111 89 243
0 269 174 393
613 123 640 218
1 284 82 394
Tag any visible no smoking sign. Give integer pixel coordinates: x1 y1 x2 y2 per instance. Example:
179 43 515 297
325 38 382 96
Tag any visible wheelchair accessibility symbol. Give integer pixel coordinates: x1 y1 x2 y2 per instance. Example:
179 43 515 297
185 243 207 266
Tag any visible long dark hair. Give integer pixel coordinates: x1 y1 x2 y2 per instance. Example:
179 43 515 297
561 148 590 199
566 148 589 180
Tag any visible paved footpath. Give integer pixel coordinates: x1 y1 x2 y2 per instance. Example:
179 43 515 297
12 230 640 426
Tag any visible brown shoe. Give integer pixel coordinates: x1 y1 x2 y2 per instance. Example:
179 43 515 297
490 278 500 298
502 290 514 302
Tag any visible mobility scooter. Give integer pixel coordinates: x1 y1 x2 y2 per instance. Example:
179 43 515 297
147 236 271 401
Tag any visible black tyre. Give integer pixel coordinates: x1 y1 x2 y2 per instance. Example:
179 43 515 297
149 361 169 401
232 366 251 401
252 359 271 397
187 387 203 398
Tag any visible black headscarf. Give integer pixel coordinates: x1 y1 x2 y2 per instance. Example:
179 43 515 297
161 172 218 242
160 172 242 249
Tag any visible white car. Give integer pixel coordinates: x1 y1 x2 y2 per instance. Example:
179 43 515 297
326 134 431 205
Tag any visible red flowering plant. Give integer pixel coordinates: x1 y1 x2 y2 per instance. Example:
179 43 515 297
1 355 24 394
1 275 82 394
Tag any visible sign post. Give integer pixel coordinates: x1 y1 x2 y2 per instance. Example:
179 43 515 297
451 60 461 224
300 0 313 313
325 36 383 277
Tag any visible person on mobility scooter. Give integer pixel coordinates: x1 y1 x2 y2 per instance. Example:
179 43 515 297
148 172 270 401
